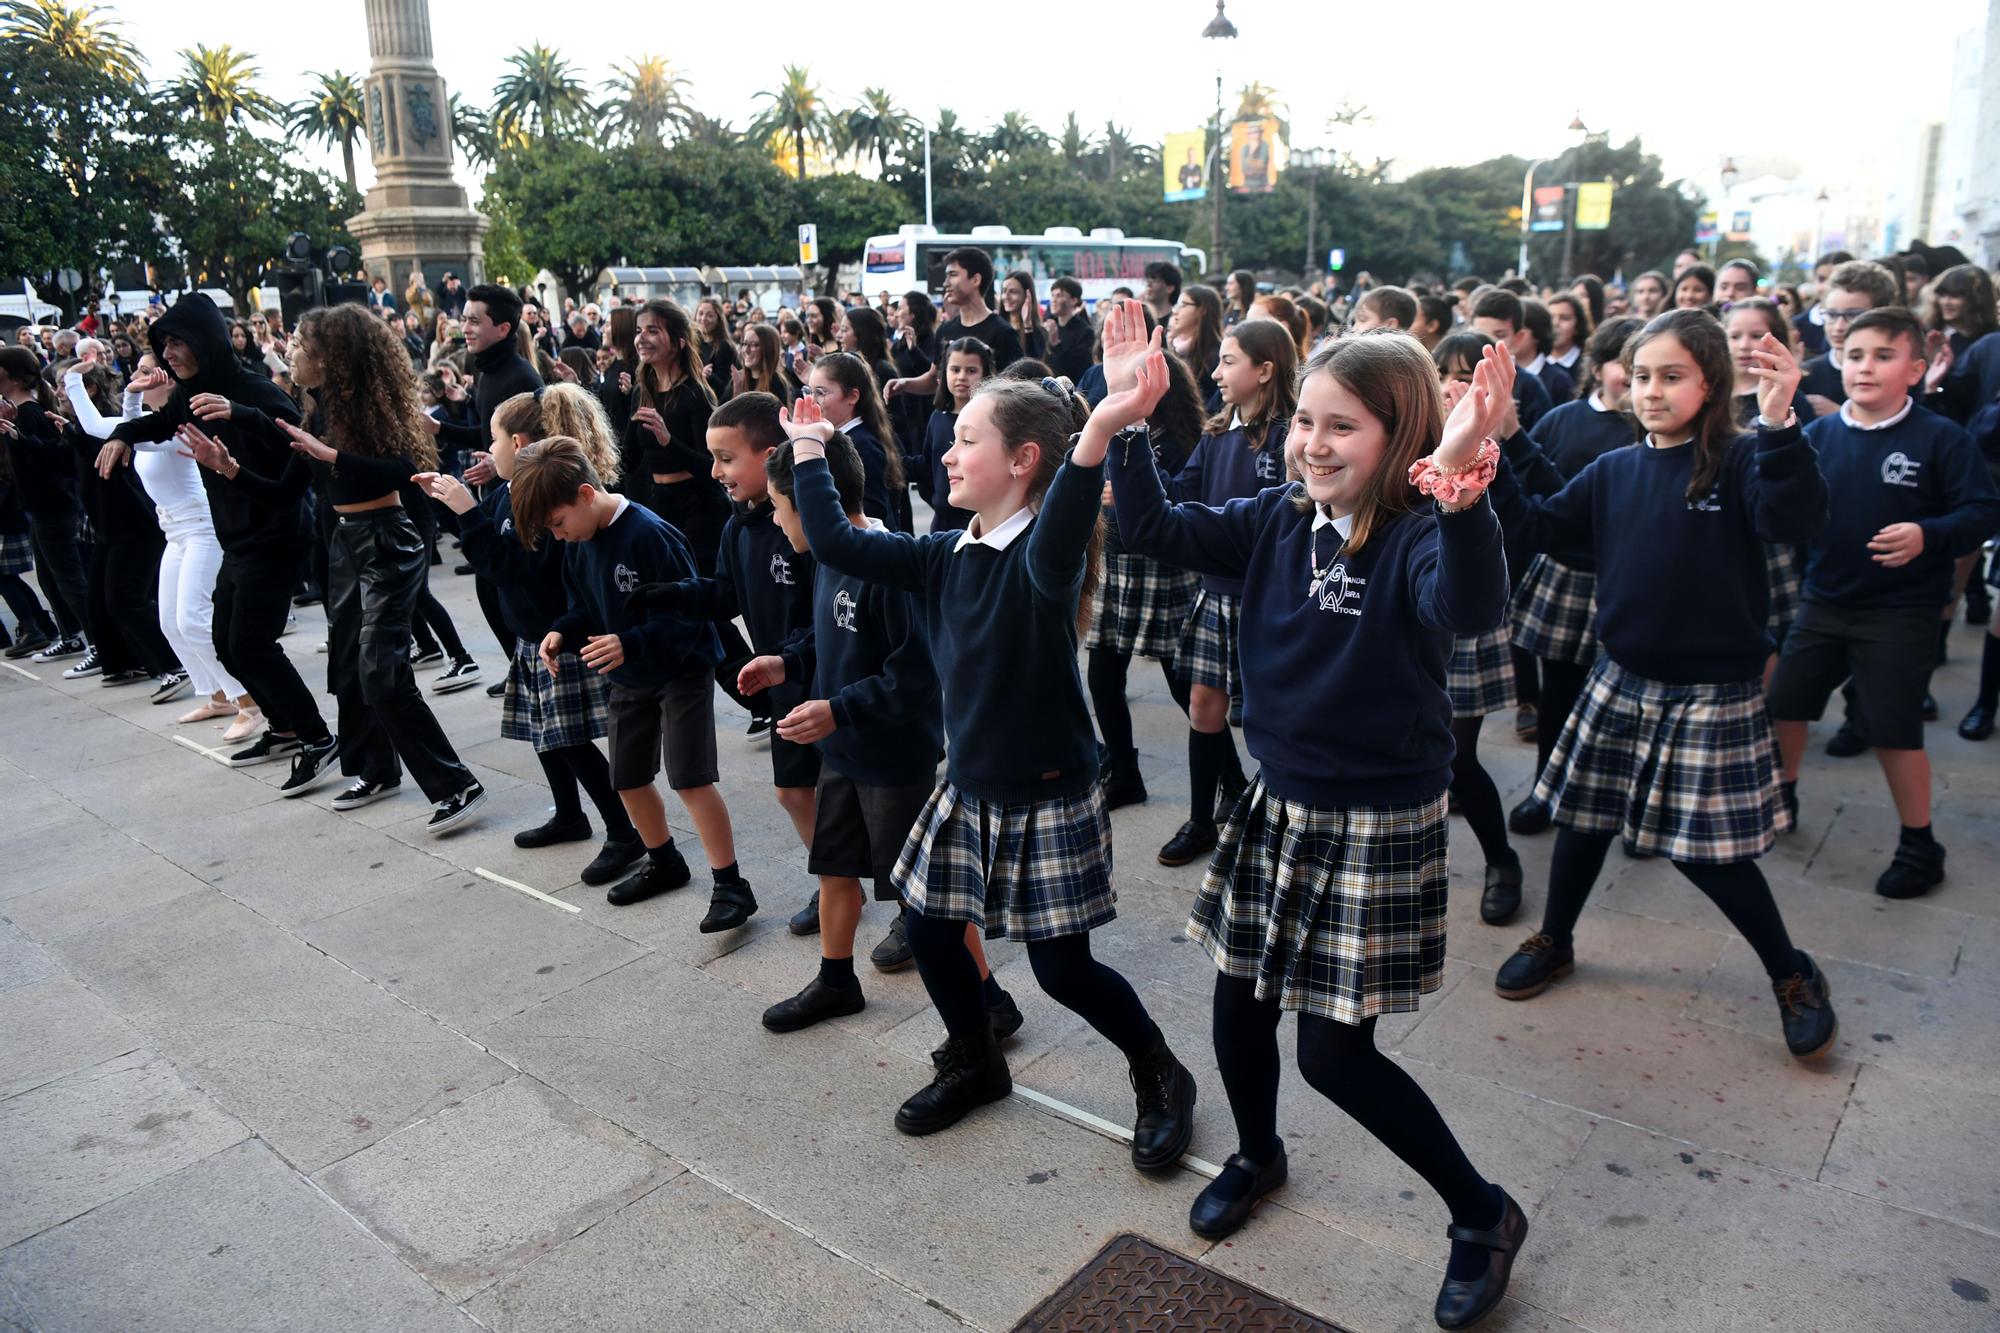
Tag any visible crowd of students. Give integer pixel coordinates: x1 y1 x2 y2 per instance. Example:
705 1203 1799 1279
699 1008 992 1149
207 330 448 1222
5 238 1998 1331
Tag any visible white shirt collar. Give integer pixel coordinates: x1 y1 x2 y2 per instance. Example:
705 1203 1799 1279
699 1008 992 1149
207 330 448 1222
836 417 861 435
1838 395 1915 431
607 495 630 524
953 504 1036 553
1310 505 1356 538
863 517 888 531
1552 345 1581 368
1521 353 1548 376
1229 410 1244 431
1587 391 1611 413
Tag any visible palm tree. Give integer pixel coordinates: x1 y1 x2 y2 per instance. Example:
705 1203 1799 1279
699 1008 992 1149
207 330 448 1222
749 63 831 180
599 55 690 148
491 42 591 146
683 110 738 147
168 44 283 127
986 110 1046 162
0 0 142 83
1057 112 1088 167
928 108 973 178
1099 121 1135 182
844 87 911 176
447 92 496 170
288 70 365 191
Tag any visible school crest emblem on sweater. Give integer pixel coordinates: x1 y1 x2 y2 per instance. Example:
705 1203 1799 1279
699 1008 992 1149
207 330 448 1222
834 589 859 631
614 563 640 593
770 552 794 585
1881 452 1921 487
1313 562 1365 615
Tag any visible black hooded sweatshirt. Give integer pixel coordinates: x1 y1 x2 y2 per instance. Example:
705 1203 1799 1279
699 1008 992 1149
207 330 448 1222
110 293 306 554
433 337 543 452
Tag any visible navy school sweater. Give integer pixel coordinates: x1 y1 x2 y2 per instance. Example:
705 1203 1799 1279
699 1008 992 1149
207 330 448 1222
1499 398 1639 570
1513 367 1555 432
1800 402 1999 610
1800 353 1844 407
840 420 895 529
1489 422 1828 683
794 449 1102 802
1535 360 1577 410
1163 417 1289 596
455 482 566 642
548 499 723 689
920 410 973 532
1109 431 1509 806
669 501 815 710
779 528 944 788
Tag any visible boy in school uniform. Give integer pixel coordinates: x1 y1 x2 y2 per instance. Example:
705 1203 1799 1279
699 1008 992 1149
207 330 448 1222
1768 308 2000 899
1799 261 1901 417
512 439 753 930
624 392 823 930
1469 289 1558 429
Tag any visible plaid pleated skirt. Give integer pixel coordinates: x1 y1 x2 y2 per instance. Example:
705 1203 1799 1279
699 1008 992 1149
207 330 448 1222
1533 657 1790 864
1765 543 1802 648
501 639 610 753
1176 589 1243 726
893 779 1118 942
1089 550 1200 660
1448 626 1514 719
1509 554 1598 665
0 532 32 577
1189 777 1449 1025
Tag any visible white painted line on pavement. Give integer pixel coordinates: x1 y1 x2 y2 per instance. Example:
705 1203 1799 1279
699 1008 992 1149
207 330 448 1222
1 661 39 680
1010 1083 1222 1180
475 866 582 914
172 734 232 763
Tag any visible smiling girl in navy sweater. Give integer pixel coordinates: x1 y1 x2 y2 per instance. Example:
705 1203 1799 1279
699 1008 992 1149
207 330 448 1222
1106 304 1526 1330
1156 319 1297 869
917 338 991 532
783 353 1197 1174
1488 308 1841 1064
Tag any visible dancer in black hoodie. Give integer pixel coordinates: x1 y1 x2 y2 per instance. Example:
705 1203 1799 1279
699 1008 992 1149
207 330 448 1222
105 294 336 781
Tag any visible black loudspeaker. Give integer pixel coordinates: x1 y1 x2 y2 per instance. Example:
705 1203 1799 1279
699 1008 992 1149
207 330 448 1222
324 281 369 308
271 268 323 327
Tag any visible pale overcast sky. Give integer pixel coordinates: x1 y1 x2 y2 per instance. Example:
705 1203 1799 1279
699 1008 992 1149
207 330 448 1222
106 0 1981 200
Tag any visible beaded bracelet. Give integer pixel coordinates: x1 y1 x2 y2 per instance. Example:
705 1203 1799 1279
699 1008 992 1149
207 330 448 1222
1408 438 1499 507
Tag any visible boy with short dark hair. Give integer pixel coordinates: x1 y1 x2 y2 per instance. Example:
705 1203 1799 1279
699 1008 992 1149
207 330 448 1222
1768 308 2000 899
1469 289 1557 428
1799 261 1900 416
1348 285 1418 335
624 392 822 928
514 440 750 929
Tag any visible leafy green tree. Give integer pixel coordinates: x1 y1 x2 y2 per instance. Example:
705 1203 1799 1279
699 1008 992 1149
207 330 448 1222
288 70 366 192
796 172 906 262
168 44 282 127
447 92 495 171
492 43 591 147
0 0 139 80
986 111 1046 163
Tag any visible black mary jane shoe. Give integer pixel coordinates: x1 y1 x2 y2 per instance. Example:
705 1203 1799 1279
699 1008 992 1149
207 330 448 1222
1506 797 1551 836
1958 705 1995 741
1189 1143 1288 1240
1479 862 1523 926
1433 1190 1529 1330
699 880 758 933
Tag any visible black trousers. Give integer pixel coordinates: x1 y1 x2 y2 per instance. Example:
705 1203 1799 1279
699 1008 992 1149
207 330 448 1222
213 544 327 739
327 508 472 801
27 511 90 640
92 532 178 676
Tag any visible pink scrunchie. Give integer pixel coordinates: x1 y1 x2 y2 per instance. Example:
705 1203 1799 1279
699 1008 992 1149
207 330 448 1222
1408 438 1499 507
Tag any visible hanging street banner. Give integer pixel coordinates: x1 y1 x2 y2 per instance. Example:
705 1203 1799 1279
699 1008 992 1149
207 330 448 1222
1530 185 1567 232
1574 182 1614 230
1164 129 1208 202
1227 118 1284 193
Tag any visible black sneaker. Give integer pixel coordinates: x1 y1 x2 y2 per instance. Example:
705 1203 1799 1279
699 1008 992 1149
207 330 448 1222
31 635 86 662
1960 705 1995 741
895 1029 1011 1136
608 845 691 905
1190 1141 1288 1240
746 716 772 746
870 910 914 971
932 992 1026 1067
513 814 592 849
100 667 151 687
1157 820 1218 867
453 562 474 576
60 648 103 678
1507 797 1551 836
1771 953 1838 1059
1101 764 1148 811
149 671 193 704
226 731 303 767
279 735 339 797
1780 781 1800 830
3 630 50 659
331 778 400 811
580 836 647 887
1128 1034 1197 1172
1215 770 1249 823
1480 862 1523 926
1875 839 1945 899
761 974 865 1032
410 645 446 669
1494 933 1575 1000
1824 721 1868 757
1921 692 1940 722
788 888 821 936
699 879 758 932
431 659 482 694
426 781 487 833
484 680 507 698
1513 704 1538 743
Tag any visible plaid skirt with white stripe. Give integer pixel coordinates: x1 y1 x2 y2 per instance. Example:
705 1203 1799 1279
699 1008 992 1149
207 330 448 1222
1509 555 1598 665
501 639 610 753
0 532 31 577
1532 657 1790 863
893 779 1117 942
1189 777 1449 1025
1448 626 1514 719
1175 589 1243 726
1765 543 1802 649
1089 550 1200 660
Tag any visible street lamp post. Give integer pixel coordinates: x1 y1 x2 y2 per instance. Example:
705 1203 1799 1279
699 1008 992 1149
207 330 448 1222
1202 0 1237 279
1713 156 1740 262
1522 114 1592 282
1296 147 1332 280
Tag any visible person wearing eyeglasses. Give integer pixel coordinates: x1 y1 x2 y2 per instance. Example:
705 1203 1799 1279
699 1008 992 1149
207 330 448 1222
1800 261 1900 420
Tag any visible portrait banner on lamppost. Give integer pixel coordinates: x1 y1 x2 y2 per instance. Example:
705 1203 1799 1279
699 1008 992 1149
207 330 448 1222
1228 118 1284 193
1164 129 1208 202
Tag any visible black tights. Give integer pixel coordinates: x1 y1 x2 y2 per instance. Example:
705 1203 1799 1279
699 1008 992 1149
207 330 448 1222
1533 659 1591 776
906 913 1156 1056
1212 974 1494 1231
535 745 636 840
1086 648 1190 763
1448 716 1514 867
1538 828 1804 980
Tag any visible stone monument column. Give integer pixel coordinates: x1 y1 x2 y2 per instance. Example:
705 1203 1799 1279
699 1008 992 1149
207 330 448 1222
347 0 489 296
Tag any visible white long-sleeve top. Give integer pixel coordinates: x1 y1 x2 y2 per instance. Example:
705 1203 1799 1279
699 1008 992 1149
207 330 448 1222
62 372 211 519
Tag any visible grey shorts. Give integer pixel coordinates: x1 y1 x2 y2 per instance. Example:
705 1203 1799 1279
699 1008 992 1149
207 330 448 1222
607 669 720 790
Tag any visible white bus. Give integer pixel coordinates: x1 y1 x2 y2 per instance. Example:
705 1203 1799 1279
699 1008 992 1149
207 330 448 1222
859 225 1206 309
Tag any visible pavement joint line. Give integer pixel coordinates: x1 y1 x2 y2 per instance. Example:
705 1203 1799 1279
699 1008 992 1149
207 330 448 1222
1 659 41 679
171 734 233 764
475 866 583 914
1008 1084 1223 1181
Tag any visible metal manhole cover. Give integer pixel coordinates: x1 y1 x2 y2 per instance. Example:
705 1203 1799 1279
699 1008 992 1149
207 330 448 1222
1011 1232 1352 1332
